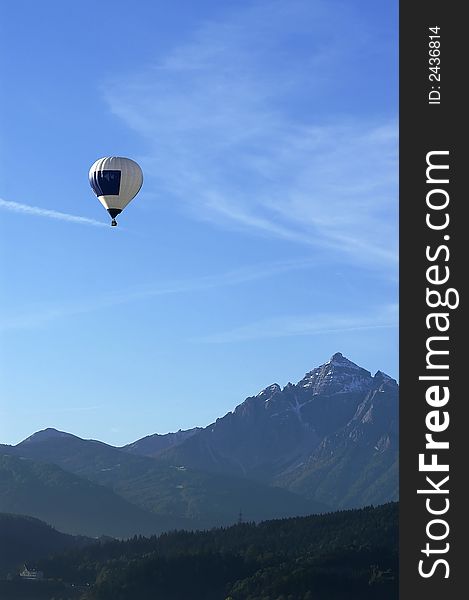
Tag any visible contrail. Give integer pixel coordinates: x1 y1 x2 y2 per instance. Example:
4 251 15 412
0 198 107 227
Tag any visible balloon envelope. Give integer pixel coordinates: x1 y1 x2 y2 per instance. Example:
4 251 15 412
89 157 143 224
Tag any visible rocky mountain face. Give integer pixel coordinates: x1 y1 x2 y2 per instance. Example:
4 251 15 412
157 353 399 508
1 353 398 537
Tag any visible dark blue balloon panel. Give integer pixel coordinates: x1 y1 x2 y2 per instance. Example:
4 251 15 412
89 170 121 196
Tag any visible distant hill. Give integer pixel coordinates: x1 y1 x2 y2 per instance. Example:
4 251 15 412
0 512 92 577
36 503 399 600
4 433 324 530
0 455 189 538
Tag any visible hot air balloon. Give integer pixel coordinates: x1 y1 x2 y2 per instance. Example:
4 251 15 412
89 157 143 226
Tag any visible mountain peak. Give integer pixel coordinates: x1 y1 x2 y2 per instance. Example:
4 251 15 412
373 370 398 387
299 353 372 395
327 352 361 368
20 428 74 445
256 383 281 399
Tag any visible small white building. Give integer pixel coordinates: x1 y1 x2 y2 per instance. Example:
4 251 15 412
20 564 44 580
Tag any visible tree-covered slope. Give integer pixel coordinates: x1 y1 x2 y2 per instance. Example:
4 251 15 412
36 503 398 600
0 512 92 577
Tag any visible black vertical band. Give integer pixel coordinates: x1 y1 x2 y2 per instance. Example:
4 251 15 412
400 2 467 597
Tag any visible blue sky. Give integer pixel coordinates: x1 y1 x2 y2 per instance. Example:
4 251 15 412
0 0 398 446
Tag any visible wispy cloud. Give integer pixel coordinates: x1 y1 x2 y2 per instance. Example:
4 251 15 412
192 304 398 343
104 0 397 270
0 198 107 227
0 258 318 331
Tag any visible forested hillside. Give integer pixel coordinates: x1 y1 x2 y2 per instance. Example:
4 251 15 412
0 513 91 577
34 503 398 600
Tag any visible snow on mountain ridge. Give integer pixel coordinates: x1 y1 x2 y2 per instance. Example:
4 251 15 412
253 353 391 402
298 352 373 396
256 384 281 399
